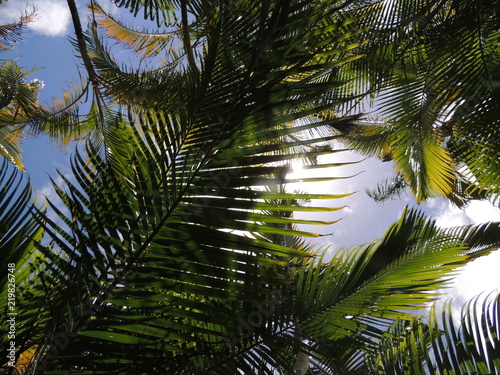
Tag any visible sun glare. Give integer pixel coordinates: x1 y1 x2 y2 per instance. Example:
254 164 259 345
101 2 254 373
288 162 305 178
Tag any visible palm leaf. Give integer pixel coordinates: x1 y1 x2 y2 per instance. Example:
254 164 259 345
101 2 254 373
112 0 177 26
0 159 41 298
0 8 36 52
18 1 370 373
91 2 184 59
26 112 351 374
0 160 47 371
366 172 407 203
0 64 99 165
184 209 500 374
364 292 500 375
0 61 44 170
334 0 500 203
9 1 500 374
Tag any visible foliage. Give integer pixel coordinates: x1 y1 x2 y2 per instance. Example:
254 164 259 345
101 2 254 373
0 0 499 374
332 0 500 205
365 293 500 374
0 10 36 52
0 9 37 170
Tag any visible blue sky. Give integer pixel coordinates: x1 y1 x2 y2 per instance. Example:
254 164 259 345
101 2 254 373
2 0 500 313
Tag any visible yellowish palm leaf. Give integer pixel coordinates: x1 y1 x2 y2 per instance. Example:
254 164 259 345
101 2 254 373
91 2 180 58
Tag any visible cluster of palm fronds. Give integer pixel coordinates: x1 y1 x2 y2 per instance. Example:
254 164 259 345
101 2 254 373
332 0 500 206
1 0 499 374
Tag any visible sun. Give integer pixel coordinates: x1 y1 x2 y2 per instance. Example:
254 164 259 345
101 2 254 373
288 161 305 178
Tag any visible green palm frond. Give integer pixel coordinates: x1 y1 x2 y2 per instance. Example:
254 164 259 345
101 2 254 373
366 172 407 203
0 66 42 113
4 1 500 374
112 0 178 26
24 78 100 143
365 292 500 375
0 9 36 53
189 208 500 374
451 102 500 205
91 2 184 59
13 1 373 373
0 62 100 167
333 0 500 204
25 110 352 374
0 160 46 371
0 159 42 291
0 124 24 170
0 61 44 169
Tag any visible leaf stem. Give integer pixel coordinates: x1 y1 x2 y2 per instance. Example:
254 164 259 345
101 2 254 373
181 0 199 75
66 0 99 86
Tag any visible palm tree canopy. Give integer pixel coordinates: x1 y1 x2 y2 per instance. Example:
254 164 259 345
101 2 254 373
331 0 500 204
0 0 500 374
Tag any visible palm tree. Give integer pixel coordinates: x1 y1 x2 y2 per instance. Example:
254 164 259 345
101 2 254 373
0 7 107 171
0 9 39 170
1 0 499 374
3 156 499 374
327 0 500 205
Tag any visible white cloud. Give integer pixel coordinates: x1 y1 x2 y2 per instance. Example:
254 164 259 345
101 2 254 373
432 250 500 327
452 201 500 302
295 149 500 316
465 200 500 224
428 199 500 314
0 0 71 37
424 198 471 227
30 0 71 36
424 196 500 228
293 151 412 253
453 250 500 302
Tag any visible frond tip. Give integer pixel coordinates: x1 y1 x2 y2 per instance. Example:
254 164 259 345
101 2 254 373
0 7 37 52
365 292 500 375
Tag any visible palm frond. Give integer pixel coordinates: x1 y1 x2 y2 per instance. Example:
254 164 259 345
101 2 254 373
0 159 46 372
0 159 41 292
23 78 99 142
193 208 500 374
0 61 44 169
91 2 183 59
25 111 353 374
16 1 372 372
366 172 407 203
0 64 98 166
0 8 36 52
335 0 500 203
112 0 178 26
364 292 500 375
7 1 500 374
